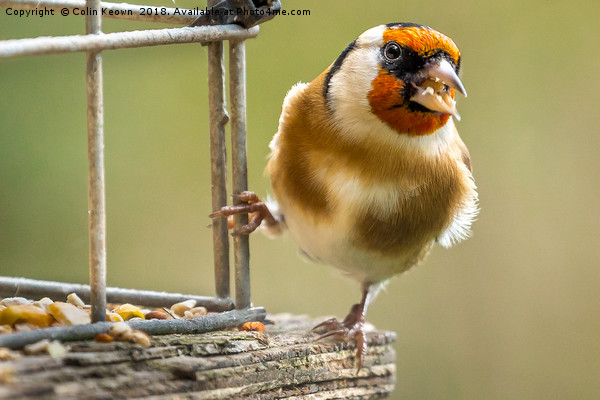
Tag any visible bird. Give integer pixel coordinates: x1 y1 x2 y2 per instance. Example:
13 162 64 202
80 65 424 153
211 22 479 371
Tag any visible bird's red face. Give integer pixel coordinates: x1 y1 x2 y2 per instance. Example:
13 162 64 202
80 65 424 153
367 24 466 136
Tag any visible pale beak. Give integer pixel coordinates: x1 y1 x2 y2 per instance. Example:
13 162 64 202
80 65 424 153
409 59 467 120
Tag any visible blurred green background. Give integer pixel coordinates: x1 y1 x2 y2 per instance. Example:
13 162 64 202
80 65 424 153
1 0 600 398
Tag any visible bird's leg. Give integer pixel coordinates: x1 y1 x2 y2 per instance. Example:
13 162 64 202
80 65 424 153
209 191 279 236
312 285 373 372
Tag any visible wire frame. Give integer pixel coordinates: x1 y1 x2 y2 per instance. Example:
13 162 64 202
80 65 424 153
0 0 259 327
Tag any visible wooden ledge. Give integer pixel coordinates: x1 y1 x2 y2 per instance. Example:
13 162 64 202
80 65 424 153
0 314 396 399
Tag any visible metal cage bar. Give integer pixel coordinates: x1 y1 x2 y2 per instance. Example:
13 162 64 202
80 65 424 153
85 0 107 323
0 25 259 58
0 0 263 319
0 277 234 311
229 40 251 309
208 40 231 300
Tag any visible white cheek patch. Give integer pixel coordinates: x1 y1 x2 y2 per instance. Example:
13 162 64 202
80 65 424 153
328 47 380 129
327 26 385 138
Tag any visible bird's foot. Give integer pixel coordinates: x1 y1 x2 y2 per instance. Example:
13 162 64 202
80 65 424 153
312 303 367 372
209 191 277 236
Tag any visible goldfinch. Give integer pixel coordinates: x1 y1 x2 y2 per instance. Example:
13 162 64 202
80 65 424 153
211 22 478 370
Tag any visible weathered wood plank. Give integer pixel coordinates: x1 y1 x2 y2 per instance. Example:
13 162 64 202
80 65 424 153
0 314 396 399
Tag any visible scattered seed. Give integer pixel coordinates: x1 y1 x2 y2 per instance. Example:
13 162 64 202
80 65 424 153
32 297 54 312
145 310 170 320
24 339 51 355
130 330 151 348
66 293 86 308
106 312 124 323
108 321 133 341
112 303 145 321
239 321 266 332
0 305 55 328
48 302 91 326
94 333 114 343
23 339 67 357
170 300 197 317
190 306 208 316
46 341 68 357
0 297 31 307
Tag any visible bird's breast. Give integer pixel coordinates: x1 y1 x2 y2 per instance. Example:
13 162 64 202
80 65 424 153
325 154 466 257
271 141 470 282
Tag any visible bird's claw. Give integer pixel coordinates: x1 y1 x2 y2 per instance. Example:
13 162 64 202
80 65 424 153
208 205 240 219
314 327 348 341
311 317 341 333
233 191 260 203
209 191 276 236
311 313 367 373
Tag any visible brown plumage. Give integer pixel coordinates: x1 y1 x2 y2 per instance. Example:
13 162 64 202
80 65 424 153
268 71 473 260
211 23 478 371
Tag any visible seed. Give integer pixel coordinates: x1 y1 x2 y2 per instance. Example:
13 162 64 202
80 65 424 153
112 303 145 321
130 330 151 348
94 333 114 343
145 310 170 320
106 312 124 322
239 321 266 332
0 305 55 328
170 300 197 317
49 302 91 326
108 321 133 341
66 293 86 308
0 297 31 307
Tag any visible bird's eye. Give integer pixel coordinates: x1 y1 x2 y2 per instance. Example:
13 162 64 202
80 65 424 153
384 42 402 60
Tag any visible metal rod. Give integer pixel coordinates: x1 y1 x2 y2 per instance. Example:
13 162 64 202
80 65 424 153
0 307 266 349
0 277 234 311
208 38 230 299
0 0 200 25
229 40 251 309
86 0 106 323
207 0 230 301
0 25 259 59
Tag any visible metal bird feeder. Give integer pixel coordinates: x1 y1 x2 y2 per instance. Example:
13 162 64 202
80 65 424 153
0 0 281 348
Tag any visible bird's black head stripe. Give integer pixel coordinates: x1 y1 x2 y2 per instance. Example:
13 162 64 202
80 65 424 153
385 22 429 30
323 40 356 109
